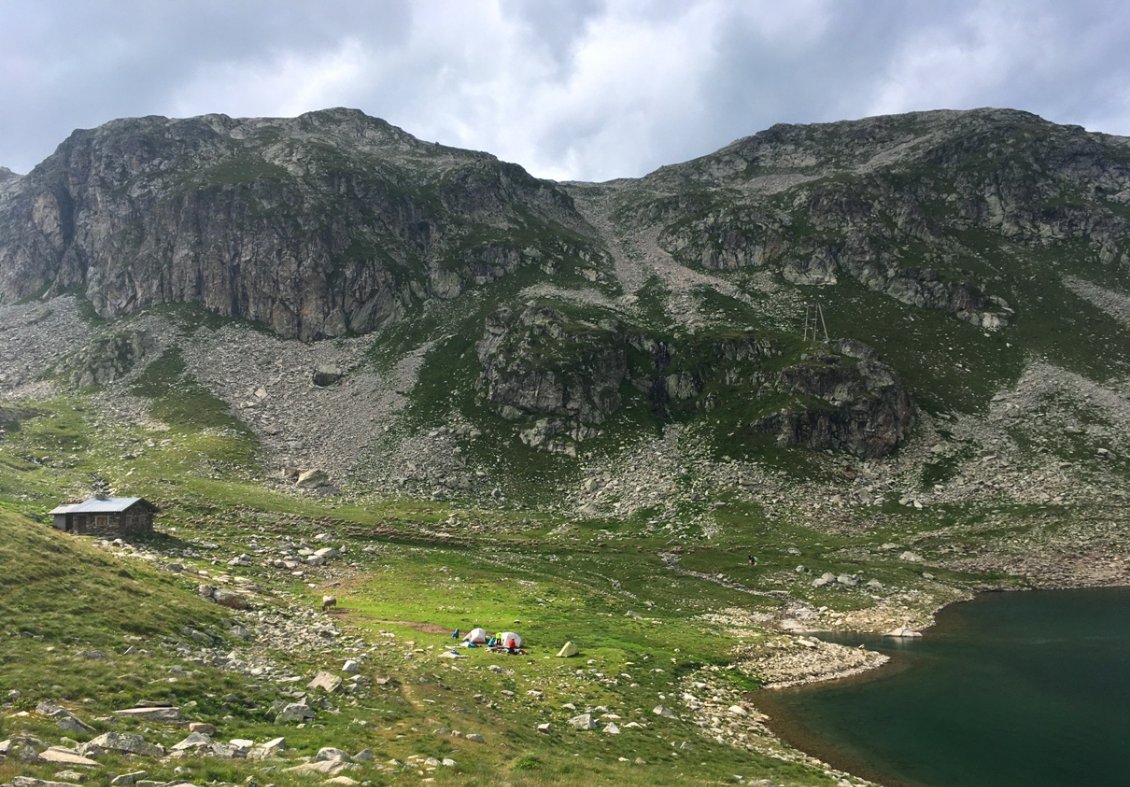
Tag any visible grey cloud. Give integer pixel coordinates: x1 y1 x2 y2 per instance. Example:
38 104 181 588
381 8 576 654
501 0 605 69
1 0 411 171
1 0 1127 180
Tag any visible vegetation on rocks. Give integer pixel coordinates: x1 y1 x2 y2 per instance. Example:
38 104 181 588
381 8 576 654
3 106 1130 785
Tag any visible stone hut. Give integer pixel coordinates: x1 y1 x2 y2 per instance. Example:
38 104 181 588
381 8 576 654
49 496 157 537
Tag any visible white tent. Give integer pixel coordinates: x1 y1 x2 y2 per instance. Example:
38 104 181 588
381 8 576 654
463 627 489 644
497 631 523 649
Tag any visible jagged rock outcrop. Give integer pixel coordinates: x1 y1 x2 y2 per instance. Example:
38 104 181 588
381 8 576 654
0 406 37 435
620 109 1130 330
658 202 1013 329
477 304 626 454
754 340 914 458
0 109 600 340
58 329 156 387
477 304 912 457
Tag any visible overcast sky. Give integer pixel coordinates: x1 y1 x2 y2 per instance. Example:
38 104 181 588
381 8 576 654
2 0 1128 181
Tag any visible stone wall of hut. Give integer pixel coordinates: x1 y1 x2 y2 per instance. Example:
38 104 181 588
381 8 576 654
70 510 153 537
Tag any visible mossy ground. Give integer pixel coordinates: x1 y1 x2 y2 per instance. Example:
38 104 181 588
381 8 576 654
2 234 1122 783
0 377 1010 785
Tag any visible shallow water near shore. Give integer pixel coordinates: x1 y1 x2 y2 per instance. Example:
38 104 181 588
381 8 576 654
758 586 1130 786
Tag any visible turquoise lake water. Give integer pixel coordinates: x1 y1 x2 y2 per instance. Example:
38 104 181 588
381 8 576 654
757 587 1130 786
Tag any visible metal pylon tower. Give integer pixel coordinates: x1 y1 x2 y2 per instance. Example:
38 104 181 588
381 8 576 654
803 303 829 343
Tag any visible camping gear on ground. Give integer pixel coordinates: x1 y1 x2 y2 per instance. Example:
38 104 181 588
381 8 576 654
496 631 522 649
463 627 489 644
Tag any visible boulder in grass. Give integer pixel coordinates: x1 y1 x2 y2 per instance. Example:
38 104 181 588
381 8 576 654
113 706 181 722
80 732 164 758
37 747 99 767
35 702 95 734
247 736 287 760
55 775 88 785
212 588 250 609
274 703 314 723
1 735 45 762
568 713 597 730
315 747 352 762
229 739 254 757
307 671 343 693
170 732 215 751
285 760 357 776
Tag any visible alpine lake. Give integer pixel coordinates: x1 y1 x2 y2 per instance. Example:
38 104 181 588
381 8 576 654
758 586 1130 786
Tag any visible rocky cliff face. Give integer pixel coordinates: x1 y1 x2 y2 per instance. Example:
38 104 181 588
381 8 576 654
58 329 156 388
754 340 914 458
476 302 912 457
4 107 1130 468
0 109 600 339
0 405 36 435
5 107 1128 342
476 303 627 454
616 109 1130 329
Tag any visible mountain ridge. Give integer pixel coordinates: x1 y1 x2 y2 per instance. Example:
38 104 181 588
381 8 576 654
6 106 1130 339
4 107 1130 785
0 107 600 340
2 106 1130 501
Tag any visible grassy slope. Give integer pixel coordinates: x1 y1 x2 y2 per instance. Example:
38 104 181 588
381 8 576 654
0 508 253 784
0 296 1096 784
0 379 926 784
3 211 1119 783
6 115 1130 784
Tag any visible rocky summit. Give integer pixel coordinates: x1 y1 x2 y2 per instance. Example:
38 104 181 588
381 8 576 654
2 107 1130 787
0 108 596 341
3 106 1129 498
